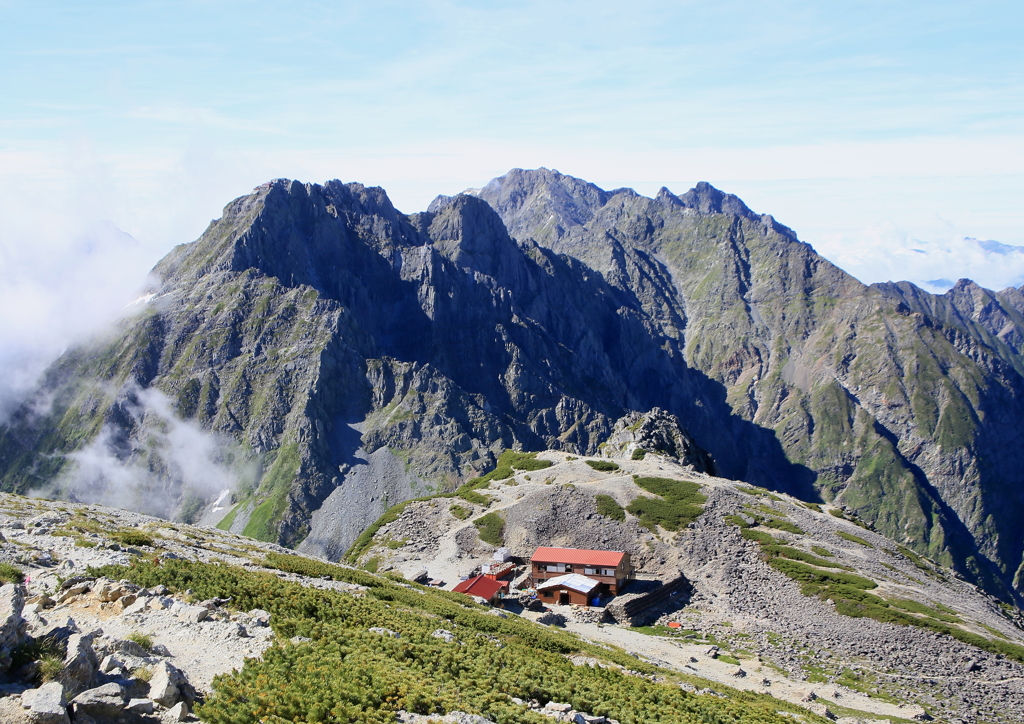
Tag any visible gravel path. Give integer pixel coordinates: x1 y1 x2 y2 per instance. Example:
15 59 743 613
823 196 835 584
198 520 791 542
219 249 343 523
558 619 924 721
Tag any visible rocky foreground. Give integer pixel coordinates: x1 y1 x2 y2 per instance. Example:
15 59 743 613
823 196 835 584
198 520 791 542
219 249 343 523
0 494 291 723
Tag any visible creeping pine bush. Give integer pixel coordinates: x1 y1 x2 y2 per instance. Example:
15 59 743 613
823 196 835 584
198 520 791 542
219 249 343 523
88 557 816 724
835 530 872 547
626 477 706 531
594 495 626 522
762 518 805 535
473 512 505 546
0 562 24 584
584 460 620 472
112 529 154 548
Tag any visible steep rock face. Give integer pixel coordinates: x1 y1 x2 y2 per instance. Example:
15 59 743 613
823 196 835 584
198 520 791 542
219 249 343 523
1 170 1023 603
0 178 743 553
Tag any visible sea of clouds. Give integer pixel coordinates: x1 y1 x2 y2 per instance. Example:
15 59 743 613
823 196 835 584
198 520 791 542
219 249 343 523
813 223 1024 294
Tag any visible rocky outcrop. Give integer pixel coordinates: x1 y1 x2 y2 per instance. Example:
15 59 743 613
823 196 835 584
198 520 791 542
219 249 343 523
20 682 68 724
600 409 712 471
0 583 26 673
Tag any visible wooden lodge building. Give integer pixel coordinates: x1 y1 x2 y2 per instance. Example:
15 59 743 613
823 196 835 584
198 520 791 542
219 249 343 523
530 547 634 605
452 574 508 604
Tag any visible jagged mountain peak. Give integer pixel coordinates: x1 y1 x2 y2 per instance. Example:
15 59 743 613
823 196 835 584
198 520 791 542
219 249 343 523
426 193 525 280
464 167 612 243
675 180 754 218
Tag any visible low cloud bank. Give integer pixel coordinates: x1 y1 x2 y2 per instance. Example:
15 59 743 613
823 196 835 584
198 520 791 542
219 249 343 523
814 224 1024 294
0 220 162 424
31 384 252 522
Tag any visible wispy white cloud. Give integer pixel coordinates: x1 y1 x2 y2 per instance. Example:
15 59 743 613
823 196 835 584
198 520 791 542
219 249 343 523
32 384 250 519
815 227 1024 292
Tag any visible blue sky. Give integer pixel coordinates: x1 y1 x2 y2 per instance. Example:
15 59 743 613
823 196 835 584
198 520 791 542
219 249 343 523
1 1 1023 407
3 3 1022 244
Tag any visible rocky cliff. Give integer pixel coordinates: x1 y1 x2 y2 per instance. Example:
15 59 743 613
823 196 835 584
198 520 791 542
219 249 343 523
1 170 1023 605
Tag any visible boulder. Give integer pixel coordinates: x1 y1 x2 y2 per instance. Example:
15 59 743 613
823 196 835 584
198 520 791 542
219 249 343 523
167 700 190 721
90 580 115 602
112 593 138 611
54 586 89 605
369 627 398 638
248 609 271 626
121 597 149 616
0 583 26 673
432 629 456 642
125 697 155 714
58 633 97 698
105 638 148 658
58 577 93 592
70 682 126 719
148 596 173 611
175 605 209 624
98 655 123 674
20 681 69 724
148 661 190 707
222 622 247 638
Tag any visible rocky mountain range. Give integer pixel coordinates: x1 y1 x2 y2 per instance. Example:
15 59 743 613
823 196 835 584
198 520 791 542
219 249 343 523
1 168 1023 605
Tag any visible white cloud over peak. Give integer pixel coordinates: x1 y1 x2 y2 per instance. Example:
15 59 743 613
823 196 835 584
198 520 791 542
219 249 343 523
812 225 1024 293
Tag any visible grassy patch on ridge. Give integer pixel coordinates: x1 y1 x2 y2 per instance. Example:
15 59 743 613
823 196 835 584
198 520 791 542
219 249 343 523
627 476 706 531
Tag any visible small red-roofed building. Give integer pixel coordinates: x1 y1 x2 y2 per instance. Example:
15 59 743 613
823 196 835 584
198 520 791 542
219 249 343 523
452 574 508 604
530 546 634 596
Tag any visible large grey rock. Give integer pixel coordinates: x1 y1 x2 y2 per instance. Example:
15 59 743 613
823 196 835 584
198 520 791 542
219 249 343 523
121 597 149 616
175 605 209 624
0 582 26 673
91 579 134 603
58 633 97 698
20 682 69 724
70 682 126 718
167 700 190 721
248 609 271 627
148 661 189 707
98 654 123 674
125 697 155 714
103 637 148 658
54 585 89 605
